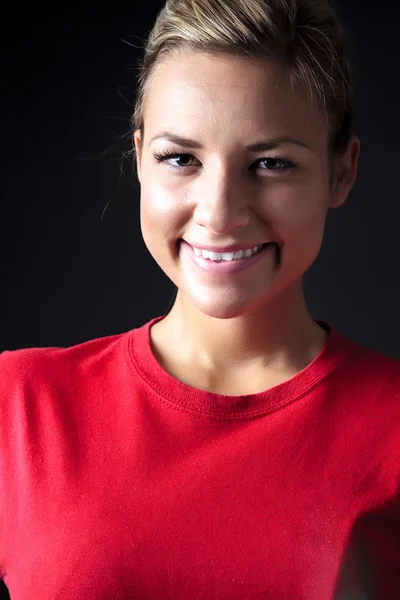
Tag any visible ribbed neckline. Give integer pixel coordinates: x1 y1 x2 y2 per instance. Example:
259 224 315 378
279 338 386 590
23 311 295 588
126 316 355 419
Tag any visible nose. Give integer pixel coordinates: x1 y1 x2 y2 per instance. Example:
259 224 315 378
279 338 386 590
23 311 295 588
192 165 253 234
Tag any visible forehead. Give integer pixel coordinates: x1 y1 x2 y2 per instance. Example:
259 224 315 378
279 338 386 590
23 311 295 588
144 52 328 149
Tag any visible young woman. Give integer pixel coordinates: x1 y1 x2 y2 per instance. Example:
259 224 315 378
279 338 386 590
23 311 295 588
1 1 399 599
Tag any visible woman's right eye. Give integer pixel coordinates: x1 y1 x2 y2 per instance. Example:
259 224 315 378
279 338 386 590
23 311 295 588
152 151 196 168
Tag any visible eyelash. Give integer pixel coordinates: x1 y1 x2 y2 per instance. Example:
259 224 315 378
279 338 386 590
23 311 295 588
152 150 299 172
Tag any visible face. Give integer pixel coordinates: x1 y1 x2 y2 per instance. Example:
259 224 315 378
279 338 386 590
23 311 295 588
134 52 359 320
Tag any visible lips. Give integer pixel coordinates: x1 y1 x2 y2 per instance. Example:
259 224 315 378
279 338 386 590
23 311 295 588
179 238 276 275
178 239 276 253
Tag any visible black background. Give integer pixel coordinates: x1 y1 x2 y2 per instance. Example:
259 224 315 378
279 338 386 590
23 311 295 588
2 2 399 356
0 0 399 590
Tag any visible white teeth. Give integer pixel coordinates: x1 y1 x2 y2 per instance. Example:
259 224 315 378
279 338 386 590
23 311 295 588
193 245 264 261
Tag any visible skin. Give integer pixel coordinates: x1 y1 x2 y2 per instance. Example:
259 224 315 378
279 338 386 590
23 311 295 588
133 51 360 395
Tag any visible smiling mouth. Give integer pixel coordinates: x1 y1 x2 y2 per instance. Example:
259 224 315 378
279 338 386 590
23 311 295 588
176 238 281 269
176 239 279 256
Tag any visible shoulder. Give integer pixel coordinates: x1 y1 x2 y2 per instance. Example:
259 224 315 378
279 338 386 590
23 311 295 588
0 346 58 388
346 338 400 382
341 337 400 411
0 330 130 394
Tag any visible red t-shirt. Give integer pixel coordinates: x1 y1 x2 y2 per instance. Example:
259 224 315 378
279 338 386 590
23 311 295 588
1 316 399 599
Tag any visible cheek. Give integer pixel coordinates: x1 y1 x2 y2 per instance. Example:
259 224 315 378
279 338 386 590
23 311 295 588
140 182 176 221
267 183 328 260
270 178 328 228
139 184 185 258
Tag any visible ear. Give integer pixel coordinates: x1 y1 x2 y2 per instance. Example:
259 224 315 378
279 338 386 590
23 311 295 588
329 135 361 209
133 129 143 183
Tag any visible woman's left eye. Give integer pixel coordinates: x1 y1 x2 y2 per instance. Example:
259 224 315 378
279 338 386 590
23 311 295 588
152 151 297 171
257 157 297 170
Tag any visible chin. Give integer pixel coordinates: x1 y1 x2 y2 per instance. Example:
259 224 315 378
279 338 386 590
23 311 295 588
183 292 264 320
195 305 246 320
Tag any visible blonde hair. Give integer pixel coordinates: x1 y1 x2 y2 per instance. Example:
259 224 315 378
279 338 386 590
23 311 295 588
131 0 354 179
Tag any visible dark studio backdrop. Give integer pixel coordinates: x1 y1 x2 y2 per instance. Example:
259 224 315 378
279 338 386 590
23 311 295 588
0 0 399 596
2 1 399 357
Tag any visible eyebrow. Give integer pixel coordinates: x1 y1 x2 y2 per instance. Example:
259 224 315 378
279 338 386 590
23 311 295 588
148 132 312 152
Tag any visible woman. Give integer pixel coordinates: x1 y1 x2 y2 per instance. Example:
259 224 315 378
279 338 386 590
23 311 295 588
1 0 399 599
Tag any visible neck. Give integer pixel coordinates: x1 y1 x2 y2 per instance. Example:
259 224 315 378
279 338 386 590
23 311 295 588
152 280 328 381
